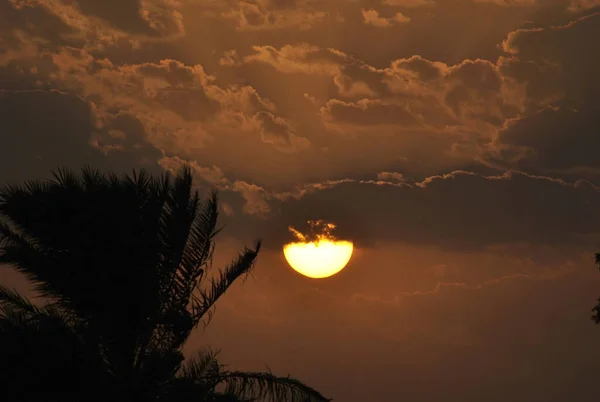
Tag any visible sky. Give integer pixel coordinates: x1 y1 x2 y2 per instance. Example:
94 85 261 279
1 0 600 400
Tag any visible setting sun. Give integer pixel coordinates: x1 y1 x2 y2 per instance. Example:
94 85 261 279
283 239 354 278
283 220 353 278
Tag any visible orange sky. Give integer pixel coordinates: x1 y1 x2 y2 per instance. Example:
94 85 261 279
1 1 600 400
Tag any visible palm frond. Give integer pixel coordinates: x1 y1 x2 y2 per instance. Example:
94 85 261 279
218 370 331 402
0 222 71 304
158 165 199 308
0 286 87 334
80 165 106 191
0 219 36 249
176 191 221 309
0 285 41 317
0 295 34 332
50 166 82 188
192 241 261 327
180 348 222 385
175 350 258 402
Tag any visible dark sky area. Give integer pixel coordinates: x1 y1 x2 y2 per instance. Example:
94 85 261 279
1 0 600 401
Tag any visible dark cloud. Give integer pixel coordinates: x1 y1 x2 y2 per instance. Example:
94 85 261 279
495 102 600 173
501 12 600 102
76 0 165 36
321 98 419 126
0 89 163 184
255 171 600 252
567 0 600 12
0 1 73 49
156 87 221 121
490 13 600 179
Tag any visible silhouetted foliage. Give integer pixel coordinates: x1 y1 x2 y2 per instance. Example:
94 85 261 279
0 165 331 402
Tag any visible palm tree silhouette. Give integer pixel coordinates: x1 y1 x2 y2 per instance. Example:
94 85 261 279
0 165 330 402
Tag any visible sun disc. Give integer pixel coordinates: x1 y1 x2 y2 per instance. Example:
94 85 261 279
283 240 353 278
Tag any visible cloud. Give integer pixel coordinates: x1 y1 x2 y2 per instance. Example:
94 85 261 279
254 170 600 251
488 13 600 178
2 0 599 250
244 44 344 76
6 41 308 159
5 0 186 54
75 0 186 37
45 52 219 153
11 0 587 189
473 0 536 5
361 9 410 27
218 0 331 31
321 98 418 126
381 0 435 7
0 89 163 184
567 0 600 12
5 0 597 194
254 111 312 152
376 171 405 182
159 156 274 216
245 45 524 138
219 49 242 67
321 57 522 135
160 154 600 255
500 13 600 101
490 104 600 175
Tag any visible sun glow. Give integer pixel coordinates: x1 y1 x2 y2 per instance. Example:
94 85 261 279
283 220 353 279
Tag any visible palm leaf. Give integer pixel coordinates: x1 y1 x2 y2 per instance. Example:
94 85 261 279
192 241 261 328
180 348 222 386
0 285 42 317
0 221 74 306
218 370 331 402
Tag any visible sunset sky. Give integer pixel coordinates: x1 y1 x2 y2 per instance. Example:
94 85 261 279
1 0 600 400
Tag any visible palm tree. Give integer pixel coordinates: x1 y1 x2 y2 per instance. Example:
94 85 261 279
0 165 330 402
